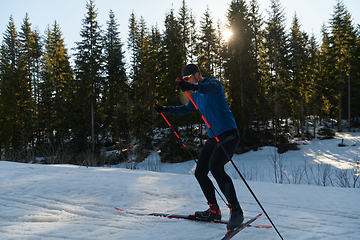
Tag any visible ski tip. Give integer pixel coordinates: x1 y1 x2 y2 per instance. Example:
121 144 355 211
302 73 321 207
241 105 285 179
255 224 272 228
114 207 123 211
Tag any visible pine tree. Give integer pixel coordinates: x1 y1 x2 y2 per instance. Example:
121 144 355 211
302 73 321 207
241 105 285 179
353 26 360 127
308 33 320 137
127 13 155 154
188 12 198 63
329 0 357 131
148 25 164 127
127 12 140 89
0 16 29 153
225 0 256 145
162 8 184 107
157 7 193 162
126 12 160 162
288 13 312 137
40 21 73 146
127 13 147 107
248 0 269 138
103 10 128 144
133 16 154 147
177 2 200 140
19 14 41 100
18 13 42 148
264 0 289 149
73 0 104 154
213 20 225 83
318 24 335 125
198 6 217 77
178 0 191 63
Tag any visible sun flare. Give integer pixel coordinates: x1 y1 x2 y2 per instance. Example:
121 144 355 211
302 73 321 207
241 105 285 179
223 29 233 42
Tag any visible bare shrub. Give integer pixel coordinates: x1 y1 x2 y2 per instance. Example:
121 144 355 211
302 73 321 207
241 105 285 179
287 162 306 184
3 148 35 163
37 143 72 164
309 162 334 186
142 154 163 172
336 169 351 188
351 159 360 188
269 151 287 183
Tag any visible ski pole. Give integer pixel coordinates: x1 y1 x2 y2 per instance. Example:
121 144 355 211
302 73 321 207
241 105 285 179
176 78 284 240
155 104 228 206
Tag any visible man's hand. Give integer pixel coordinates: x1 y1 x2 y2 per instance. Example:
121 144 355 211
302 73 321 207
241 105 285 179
153 103 169 113
176 79 198 92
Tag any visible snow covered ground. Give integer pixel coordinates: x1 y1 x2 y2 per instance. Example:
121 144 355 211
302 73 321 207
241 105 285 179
0 132 359 239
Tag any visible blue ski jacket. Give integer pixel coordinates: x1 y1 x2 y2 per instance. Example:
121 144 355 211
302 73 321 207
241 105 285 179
168 77 237 138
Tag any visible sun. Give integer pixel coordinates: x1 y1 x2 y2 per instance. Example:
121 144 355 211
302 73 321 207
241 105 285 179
223 28 233 42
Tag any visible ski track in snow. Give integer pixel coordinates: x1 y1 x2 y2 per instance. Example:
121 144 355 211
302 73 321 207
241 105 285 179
0 133 360 239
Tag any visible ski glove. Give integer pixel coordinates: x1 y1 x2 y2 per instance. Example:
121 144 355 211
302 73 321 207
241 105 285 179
176 79 198 92
153 103 169 113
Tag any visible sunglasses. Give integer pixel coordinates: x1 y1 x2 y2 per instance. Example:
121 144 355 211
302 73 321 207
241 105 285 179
182 73 194 81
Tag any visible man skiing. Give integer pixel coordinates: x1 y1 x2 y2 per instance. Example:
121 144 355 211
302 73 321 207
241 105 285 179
153 63 244 231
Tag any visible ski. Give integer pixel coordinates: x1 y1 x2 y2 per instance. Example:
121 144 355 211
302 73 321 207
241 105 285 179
221 213 263 240
115 207 270 229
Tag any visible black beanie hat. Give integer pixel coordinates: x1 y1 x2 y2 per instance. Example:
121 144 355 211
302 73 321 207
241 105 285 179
182 64 200 77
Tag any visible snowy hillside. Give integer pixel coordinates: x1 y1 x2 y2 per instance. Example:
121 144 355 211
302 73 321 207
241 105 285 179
0 132 359 239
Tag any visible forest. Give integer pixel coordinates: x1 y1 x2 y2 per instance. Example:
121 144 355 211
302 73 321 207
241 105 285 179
0 0 359 166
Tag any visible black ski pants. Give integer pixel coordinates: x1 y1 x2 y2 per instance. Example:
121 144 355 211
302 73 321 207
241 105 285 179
194 128 240 206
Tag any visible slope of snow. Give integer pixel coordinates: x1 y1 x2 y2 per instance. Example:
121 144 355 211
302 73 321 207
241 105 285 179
0 132 359 239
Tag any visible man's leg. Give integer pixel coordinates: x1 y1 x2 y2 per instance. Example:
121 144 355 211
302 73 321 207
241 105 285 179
209 134 244 230
194 138 217 204
194 138 221 220
209 134 240 204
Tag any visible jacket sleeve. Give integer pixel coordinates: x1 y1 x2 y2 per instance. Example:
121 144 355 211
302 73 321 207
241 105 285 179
168 99 196 115
198 77 223 94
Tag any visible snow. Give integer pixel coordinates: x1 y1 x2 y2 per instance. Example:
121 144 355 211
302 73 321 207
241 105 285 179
0 133 359 239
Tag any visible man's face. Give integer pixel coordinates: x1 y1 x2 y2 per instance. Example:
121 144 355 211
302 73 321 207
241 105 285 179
183 72 199 84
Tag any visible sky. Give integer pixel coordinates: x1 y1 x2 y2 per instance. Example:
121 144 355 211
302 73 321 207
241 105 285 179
1 0 359 61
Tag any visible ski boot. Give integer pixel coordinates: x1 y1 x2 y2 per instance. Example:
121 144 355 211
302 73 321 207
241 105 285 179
195 203 221 221
227 202 244 231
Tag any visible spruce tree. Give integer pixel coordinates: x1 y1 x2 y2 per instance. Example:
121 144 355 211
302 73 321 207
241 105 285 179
264 0 289 149
18 13 42 148
158 8 192 162
308 34 320 137
329 0 357 131
248 0 270 141
73 0 104 154
128 12 140 91
162 8 184 107
188 12 198 64
40 21 73 146
0 16 29 153
127 13 154 154
318 24 335 125
225 0 256 145
198 6 217 77
148 25 164 128
133 16 153 148
103 10 128 144
288 13 311 137
178 0 190 63
178 1 199 135
214 20 225 83
353 26 360 126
